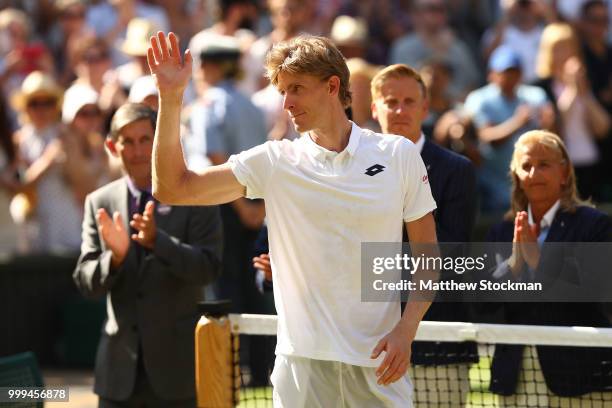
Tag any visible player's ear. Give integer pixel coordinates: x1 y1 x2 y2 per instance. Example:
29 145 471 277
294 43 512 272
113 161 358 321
327 75 340 97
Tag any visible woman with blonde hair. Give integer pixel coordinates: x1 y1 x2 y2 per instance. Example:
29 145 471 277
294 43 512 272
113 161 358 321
534 23 611 200
11 71 83 253
487 129 612 406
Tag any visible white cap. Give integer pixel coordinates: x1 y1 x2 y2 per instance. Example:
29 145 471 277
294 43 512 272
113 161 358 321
330 15 368 46
128 75 158 103
62 83 99 124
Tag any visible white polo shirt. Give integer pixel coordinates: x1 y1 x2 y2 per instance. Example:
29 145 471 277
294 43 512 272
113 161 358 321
228 122 436 367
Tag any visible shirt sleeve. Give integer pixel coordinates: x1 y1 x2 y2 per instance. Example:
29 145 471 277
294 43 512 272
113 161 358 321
203 99 227 155
464 92 490 129
401 141 437 222
227 141 278 199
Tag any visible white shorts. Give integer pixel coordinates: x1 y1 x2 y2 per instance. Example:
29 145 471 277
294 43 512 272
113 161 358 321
270 355 413 408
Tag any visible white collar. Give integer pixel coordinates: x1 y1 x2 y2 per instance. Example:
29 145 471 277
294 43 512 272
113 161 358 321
528 199 561 229
414 132 425 153
303 121 361 161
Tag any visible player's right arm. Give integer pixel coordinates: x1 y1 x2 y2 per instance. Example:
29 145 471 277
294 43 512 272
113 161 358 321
148 31 245 206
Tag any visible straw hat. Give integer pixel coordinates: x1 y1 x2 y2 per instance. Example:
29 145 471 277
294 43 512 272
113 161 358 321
11 71 63 112
121 18 160 57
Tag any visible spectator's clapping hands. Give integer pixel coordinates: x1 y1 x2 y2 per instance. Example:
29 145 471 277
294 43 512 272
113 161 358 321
130 201 157 249
509 211 540 276
96 209 129 267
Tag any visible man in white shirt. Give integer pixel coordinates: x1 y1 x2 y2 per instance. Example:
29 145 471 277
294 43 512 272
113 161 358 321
147 31 438 407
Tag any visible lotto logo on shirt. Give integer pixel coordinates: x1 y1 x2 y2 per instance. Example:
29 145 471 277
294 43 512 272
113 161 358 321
422 174 429 184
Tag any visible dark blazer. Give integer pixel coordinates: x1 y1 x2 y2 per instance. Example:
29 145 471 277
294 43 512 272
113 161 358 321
486 206 612 396
410 139 479 365
73 178 223 401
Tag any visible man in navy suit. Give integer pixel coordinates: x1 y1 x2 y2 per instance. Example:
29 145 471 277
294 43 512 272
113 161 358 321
370 64 478 407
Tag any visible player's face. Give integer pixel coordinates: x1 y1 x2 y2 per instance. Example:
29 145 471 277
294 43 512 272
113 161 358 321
276 71 333 133
515 143 568 205
107 119 154 186
371 76 428 141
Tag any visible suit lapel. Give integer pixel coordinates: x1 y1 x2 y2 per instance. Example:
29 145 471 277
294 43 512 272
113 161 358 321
545 210 570 243
117 180 130 233
421 140 433 173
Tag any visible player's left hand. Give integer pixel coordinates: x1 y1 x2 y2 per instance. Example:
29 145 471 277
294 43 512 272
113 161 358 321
130 200 157 249
371 323 413 386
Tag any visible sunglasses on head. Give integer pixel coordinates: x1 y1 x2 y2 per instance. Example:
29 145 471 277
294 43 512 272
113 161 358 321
27 98 57 109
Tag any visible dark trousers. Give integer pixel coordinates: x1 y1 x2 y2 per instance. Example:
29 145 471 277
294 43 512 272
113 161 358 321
98 348 195 408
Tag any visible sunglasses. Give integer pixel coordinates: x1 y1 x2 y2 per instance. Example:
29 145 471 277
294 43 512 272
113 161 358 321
27 98 57 109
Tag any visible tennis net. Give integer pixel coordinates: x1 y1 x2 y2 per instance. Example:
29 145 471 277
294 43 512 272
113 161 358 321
195 313 612 407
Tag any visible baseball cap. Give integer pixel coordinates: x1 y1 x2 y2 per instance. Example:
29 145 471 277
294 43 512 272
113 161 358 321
62 83 99 123
488 46 522 72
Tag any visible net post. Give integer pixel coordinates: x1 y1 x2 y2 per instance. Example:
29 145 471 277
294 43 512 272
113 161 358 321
195 301 238 408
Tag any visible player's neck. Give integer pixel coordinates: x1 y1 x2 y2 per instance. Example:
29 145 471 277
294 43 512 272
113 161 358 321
309 116 353 153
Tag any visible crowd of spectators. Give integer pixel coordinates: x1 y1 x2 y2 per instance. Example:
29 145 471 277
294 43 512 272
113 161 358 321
0 0 610 253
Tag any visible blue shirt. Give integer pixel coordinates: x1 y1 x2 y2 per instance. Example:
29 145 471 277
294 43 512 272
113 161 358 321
464 83 547 212
186 81 267 165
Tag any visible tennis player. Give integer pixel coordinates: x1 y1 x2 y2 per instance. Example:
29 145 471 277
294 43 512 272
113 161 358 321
148 31 438 407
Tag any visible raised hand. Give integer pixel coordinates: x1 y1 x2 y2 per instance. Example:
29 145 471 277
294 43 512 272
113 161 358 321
96 209 129 267
130 200 157 249
147 32 192 96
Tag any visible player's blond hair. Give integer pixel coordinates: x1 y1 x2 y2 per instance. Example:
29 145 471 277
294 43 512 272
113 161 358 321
265 35 352 108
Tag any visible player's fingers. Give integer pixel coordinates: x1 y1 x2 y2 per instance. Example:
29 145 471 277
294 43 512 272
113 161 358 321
168 32 179 61
150 35 162 62
157 31 169 59
371 338 386 359
380 357 402 385
147 47 156 70
184 49 192 70
253 261 266 270
385 360 409 385
376 352 396 383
